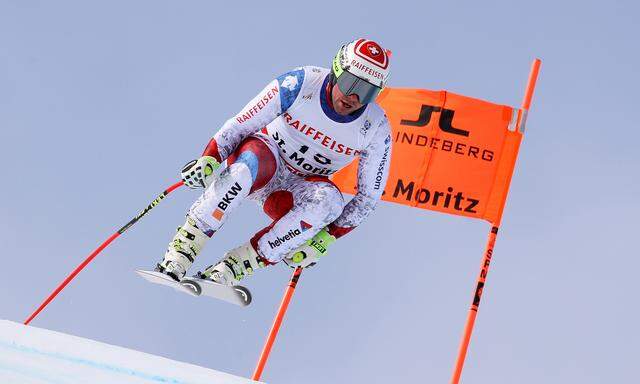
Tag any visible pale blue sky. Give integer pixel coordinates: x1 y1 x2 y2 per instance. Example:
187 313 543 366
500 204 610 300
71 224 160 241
1 0 639 383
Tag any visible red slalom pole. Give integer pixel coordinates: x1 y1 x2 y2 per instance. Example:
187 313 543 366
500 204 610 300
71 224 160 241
450 59 541 383
252 267 303 381
24 181 184 325
450 226 499 384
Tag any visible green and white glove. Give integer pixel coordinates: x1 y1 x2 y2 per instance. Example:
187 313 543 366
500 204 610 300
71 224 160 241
283 228 337 269
181 156 220 189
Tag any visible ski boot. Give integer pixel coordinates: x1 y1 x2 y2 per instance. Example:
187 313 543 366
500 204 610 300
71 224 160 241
196 243 267 286
156 216 209 281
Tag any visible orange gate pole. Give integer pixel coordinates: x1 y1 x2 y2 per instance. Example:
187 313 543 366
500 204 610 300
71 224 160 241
252 267 303 381
449 59 541 384
449 226 499 384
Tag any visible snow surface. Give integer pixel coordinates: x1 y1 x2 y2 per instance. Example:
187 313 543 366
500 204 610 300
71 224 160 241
0 320 262 384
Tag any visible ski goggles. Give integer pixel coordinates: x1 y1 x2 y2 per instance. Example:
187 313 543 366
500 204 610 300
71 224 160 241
332 50 382 105
334 70 382 105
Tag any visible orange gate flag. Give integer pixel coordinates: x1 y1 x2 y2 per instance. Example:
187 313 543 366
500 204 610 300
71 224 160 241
331 87 523 224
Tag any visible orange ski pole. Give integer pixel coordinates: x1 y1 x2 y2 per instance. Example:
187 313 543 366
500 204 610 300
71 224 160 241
24 181 184 325
450 59 541 384
252 267 303 381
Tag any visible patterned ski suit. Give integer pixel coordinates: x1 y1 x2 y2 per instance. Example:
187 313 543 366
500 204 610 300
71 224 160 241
189 66 392 263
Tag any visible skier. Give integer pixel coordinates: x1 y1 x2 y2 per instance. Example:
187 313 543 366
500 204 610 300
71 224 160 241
155 38 393 285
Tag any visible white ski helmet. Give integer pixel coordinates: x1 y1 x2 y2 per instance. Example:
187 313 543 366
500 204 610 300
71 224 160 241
331 38 391 104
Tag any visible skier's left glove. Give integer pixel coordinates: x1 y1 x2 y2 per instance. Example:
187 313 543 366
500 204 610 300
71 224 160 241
283 228 337 269
181 156 220 189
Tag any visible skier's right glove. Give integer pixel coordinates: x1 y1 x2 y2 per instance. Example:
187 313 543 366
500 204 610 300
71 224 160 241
181 156 220 189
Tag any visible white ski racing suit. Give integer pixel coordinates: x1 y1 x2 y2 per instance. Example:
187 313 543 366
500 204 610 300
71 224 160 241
189 66 392 263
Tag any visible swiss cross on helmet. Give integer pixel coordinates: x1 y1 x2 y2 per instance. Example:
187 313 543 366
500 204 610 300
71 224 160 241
332 38 391 104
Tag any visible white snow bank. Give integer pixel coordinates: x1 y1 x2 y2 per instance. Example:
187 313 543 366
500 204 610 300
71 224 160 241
0 320 262 384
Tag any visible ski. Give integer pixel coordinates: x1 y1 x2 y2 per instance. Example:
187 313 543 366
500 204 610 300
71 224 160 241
136 270 198 296
136 270 251 307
